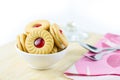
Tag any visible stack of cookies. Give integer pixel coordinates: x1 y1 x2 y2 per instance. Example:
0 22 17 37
16 20 69 54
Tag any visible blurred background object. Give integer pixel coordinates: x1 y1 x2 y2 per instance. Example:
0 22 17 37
0 0 120 46
61 21 89 42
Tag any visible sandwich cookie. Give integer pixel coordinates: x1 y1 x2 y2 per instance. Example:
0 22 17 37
19 33 27 52
50 46 58 54
50 23 68 49
17 35 23 51
25 20 50 34
25 29 54 54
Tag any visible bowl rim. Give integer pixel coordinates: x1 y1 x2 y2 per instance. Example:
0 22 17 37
15 45 67 56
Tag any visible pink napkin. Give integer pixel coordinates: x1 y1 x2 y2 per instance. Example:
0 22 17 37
65 33 120 76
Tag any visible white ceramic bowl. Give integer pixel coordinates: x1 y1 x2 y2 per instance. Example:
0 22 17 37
15 46 67 69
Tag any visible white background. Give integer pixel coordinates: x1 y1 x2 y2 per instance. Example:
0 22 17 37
0 0 120 46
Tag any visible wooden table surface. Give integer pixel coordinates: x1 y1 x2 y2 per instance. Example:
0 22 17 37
0 33 120 80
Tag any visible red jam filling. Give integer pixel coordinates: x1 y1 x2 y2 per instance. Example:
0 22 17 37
34 38 45 48
33 24 42 28
59 29 63 34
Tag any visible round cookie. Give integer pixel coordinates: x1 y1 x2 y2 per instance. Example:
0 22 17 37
50 23 68 49
17 35 23 51
25 29 54 54
50 46 58 54
20 33 27 52
25 20 50 34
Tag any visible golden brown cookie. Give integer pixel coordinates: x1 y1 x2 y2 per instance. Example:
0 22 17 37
50 23 68 49
17 35 23 51
25 29 54 54
57 47 63 52
25 20 50 34
19 33 27 52
50 46 58 54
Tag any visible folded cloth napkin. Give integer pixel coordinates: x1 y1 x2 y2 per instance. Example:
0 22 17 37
65 33 120 76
